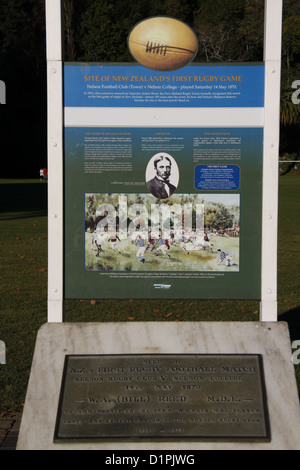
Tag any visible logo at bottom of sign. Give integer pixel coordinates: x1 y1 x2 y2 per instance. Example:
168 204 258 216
154 284 171 289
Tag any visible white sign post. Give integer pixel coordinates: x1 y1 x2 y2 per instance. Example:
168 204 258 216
45 0 283 323
260 0 283 321
46 0 64 322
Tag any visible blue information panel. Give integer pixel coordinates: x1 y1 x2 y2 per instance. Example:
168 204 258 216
195 165 240 191
64 64 264 108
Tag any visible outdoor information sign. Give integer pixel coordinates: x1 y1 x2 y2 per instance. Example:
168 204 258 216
18 0 300 452
64 63 264 300
46 0 283 321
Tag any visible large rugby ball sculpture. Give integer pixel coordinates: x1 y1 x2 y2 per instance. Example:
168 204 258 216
128 16 198 71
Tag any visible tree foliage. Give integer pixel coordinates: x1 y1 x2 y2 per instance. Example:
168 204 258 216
212 206 235 230
0 0 47 177
67 0 265 63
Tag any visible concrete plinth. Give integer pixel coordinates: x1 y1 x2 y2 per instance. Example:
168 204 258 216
17 322 300 450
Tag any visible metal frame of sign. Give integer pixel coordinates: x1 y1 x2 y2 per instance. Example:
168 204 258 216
45 0 283 323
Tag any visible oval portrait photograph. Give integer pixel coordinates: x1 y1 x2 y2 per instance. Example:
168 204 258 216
146 152 179 199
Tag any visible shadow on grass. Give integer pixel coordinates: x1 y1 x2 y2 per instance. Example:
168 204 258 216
0 182 47 220
279 307 300 401
0 183 47 213
279 306 300 342
0 210 47 220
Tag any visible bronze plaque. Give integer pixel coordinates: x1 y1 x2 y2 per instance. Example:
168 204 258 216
54 354 270 442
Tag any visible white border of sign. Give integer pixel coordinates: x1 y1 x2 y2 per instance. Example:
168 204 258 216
46 0 63 322
45 0 283 323
260 0 283 321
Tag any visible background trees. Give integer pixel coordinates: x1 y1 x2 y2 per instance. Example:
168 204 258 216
0 0 47 178
0 0 299 177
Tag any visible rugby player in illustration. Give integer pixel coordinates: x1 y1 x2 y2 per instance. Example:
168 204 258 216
155 235 171 258
145 230 157 253
135 235 146 263
178 231 190 254
217 249 234 266
108 233 123 254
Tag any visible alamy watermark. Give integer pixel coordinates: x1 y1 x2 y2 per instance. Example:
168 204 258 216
291 80 300 105
292 340 300 365
0 80 6 104
93 195 205 245
0 341 6 364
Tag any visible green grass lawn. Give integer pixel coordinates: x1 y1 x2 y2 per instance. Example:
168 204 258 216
0 175 299 413
0 216 48 411
0 179 44 184
277 174 300 393
278 175 300 315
